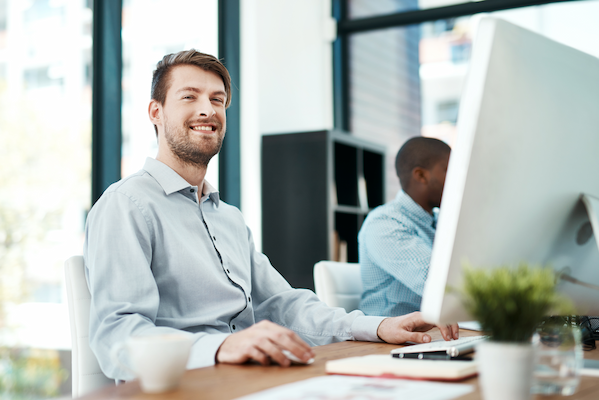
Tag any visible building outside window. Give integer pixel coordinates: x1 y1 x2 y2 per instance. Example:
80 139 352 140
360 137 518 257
347 0 599 200
0 0 92 396
0 0 217 397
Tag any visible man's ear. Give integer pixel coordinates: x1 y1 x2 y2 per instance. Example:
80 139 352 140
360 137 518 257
412 167 430 185
148 100 162 126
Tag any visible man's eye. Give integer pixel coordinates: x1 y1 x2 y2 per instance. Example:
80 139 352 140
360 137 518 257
212 98 224 103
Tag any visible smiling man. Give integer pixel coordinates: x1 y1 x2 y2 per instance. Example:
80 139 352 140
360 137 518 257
84 50 458 382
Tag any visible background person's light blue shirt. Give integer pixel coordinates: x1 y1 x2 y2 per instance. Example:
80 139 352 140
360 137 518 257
358 190 437 316
84 158 384 381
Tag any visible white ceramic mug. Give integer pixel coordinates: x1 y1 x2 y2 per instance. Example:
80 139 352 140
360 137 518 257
111 333 194 393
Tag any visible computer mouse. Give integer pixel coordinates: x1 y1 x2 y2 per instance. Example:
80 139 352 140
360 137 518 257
282 350 314 365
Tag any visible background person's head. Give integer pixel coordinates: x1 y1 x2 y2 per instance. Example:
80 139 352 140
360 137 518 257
151 49 232 136
395 137 451 213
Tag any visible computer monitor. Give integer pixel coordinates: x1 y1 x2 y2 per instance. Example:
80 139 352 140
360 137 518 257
421 17 599 324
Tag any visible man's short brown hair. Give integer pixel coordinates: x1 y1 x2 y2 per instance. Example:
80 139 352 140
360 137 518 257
151 49 232 108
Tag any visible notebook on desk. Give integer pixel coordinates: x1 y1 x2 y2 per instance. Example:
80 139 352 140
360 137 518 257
325 355 478 382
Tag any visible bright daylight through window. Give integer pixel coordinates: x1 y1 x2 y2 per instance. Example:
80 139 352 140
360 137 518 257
348 0 599 201
0 0 92 396
0 0 217 398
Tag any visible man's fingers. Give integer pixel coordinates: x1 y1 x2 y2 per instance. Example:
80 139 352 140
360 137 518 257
216 321 314 367
406 332 432 344
248 346 272 366
438 324 451 341
375 313 461 345
255 338 290 367
273 331 314 362
436 323 460 341
256 321 314 362
451 323 460 340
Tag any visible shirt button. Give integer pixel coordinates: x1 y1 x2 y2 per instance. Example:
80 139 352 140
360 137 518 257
226 269 230 273
213 236 216 241
232 325 236 330
190 188 194 193
248 296 251 302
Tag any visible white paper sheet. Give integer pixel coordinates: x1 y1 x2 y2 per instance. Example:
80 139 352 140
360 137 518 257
235 375 473 400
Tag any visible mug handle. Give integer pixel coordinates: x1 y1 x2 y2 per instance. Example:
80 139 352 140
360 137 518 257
110 342 136 378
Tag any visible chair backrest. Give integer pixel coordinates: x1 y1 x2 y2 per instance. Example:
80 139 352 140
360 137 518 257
313 261 363 312
64 255 113 397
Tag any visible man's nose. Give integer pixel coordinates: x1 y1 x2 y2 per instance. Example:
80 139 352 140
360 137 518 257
197 98 216 118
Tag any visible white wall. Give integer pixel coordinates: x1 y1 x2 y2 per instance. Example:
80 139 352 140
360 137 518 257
241 0 336 250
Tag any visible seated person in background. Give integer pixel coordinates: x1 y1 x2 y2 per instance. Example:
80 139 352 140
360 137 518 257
84 50 458 381
359 137 451 316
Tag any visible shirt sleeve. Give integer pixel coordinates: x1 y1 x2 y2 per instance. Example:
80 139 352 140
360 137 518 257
84 191 230 380
361 213 431 296
246 227 386 345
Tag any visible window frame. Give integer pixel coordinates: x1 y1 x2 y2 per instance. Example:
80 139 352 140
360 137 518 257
91 0 241 208
331 0 582 132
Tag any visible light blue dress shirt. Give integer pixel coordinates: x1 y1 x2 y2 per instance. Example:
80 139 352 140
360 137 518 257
84 158 384 380
358 190 437 316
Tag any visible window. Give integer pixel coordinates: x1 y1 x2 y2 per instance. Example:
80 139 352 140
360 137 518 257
121 0 218 183
341 0 599 199
0 0 92 396
348 0 482 18
437 100 459 124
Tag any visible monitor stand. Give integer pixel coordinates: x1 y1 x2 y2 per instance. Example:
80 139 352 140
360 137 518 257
555 193 599 293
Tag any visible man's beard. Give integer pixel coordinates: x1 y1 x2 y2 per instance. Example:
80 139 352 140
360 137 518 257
164 117 225 168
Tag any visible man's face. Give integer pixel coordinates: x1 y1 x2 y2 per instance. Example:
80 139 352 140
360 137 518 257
157 64 227 166
427 153 450 209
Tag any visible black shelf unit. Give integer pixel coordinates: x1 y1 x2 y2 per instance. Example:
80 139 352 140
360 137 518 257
262 130 385 290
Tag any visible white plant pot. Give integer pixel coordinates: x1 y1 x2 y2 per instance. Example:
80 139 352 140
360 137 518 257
477 341 534 400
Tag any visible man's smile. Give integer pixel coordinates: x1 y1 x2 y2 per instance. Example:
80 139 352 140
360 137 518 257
190 124 216 132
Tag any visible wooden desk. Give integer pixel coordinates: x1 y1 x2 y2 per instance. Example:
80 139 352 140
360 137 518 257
80 330 599 400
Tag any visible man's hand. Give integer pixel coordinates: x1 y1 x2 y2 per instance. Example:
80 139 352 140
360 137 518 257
376 312 459 344
216 320 315 367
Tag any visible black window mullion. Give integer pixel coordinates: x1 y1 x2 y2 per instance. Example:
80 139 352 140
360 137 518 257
339 0 578 33
218 0 241 209
91 0 122 205
332 0 350 132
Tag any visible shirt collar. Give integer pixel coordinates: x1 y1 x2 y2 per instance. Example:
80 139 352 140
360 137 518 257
396 190 434 226
201 179 220 206
143 157 221 206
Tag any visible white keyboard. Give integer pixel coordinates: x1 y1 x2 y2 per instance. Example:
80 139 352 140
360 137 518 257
391 335 488 359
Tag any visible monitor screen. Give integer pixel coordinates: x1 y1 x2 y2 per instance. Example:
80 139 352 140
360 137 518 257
421 17 599 324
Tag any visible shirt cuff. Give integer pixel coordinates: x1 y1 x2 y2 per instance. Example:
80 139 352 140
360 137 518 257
186 332 231 369
350 315 387 342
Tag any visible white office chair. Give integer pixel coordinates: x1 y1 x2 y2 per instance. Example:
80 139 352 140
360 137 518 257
313 261 363 312
64 255 114 397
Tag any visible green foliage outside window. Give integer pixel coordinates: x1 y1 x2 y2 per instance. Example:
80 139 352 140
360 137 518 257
0 75 89 396
0 348 67 400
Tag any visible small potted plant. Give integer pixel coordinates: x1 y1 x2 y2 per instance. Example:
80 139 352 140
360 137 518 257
458 263 570 400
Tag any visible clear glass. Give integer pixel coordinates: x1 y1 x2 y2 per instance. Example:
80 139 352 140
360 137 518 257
0 0 92 397
531 319 584 396
0 1 91 328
